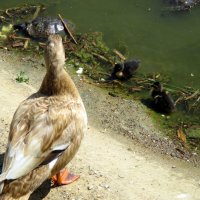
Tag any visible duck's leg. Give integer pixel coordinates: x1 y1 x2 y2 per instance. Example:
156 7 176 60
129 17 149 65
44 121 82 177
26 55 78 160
52 168 80 186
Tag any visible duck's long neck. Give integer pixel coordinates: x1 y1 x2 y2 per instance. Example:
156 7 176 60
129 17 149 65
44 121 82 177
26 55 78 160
39 63 79 97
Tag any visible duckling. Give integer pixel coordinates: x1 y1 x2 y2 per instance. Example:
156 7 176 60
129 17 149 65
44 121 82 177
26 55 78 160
14 16 74 40
111 59 140 80
0 35 87 199
151 81 175 114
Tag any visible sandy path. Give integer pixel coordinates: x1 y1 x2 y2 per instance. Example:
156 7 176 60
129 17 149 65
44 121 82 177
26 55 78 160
0 52 199 200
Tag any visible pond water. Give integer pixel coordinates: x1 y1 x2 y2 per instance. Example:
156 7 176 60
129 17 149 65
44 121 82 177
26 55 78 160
1 0 200 89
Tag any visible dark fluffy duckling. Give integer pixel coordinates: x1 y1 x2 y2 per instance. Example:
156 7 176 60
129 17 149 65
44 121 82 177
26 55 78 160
111 59 140 80
14 16 74 40
151 81 175 114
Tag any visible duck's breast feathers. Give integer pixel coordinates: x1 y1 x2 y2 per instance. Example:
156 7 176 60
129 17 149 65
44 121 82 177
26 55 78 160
2 96 87 181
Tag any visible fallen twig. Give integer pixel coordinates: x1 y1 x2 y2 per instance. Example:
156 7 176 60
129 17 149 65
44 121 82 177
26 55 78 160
92 52 114 65
23 39 30 49
58 13 77 44
9 35 30 40
0 46 7 50
175 96 184 106
5 9 11 17
38 42 46 46
32 6 41 20
185 90 199 101
97 72 111 76
12 42 24 48
113 49 126 61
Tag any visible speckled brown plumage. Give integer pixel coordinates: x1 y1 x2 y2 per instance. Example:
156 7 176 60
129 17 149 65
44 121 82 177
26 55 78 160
0 35 87 200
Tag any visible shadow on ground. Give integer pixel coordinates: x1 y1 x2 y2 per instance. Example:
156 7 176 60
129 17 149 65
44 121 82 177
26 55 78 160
29 180 51 200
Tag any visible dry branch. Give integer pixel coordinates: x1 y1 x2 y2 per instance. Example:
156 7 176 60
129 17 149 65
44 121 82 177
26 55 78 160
113 49 126 61
58 14 77 44
92 52 114 65
32 6 41 20
185 90 199 101
9 35 30 40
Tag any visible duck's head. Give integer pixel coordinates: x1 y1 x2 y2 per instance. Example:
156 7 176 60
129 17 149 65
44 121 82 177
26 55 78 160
114 63 124 72
127 59 141 73
113 63 124 78
151 81 163 92
45 34 65 68
130 59 141 66
13 22 28 34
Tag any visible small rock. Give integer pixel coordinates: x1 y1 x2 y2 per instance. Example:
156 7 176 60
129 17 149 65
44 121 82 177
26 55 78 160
100 184 110 189
172 165 176 169
176 193 190 199
87 185 94 190
108 92 118 97
88 171 94 175
171 152 176 157
105 185 110 189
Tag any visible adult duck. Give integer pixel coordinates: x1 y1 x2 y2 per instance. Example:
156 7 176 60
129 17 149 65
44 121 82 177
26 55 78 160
0 35 87 199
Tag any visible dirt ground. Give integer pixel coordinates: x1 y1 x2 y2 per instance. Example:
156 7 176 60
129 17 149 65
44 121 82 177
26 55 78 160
0 49 200 200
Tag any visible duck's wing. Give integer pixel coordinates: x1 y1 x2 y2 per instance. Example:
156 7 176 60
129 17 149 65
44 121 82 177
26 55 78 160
0 97 86 182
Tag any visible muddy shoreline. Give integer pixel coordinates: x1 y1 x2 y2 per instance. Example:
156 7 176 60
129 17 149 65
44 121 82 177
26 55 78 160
0 49 200 200
0 49 199 166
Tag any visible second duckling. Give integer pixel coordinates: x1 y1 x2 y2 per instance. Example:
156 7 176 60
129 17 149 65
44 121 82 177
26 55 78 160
151 81 175 114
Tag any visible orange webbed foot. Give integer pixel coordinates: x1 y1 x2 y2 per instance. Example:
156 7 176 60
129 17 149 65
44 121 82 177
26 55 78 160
52 168 80 186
